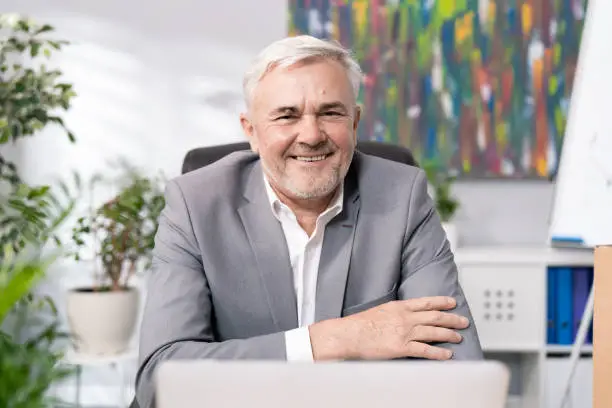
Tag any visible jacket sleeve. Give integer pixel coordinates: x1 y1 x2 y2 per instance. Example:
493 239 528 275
135 179 286 408
398 170 483 360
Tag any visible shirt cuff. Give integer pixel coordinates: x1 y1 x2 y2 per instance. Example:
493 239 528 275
285 327 314 362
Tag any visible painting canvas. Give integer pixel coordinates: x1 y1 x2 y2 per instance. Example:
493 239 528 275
288 0 588 179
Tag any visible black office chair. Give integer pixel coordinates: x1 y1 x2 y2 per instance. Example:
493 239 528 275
181 140 418 174
129 140 416 408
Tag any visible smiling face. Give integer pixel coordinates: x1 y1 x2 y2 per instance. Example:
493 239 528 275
240 57 360 202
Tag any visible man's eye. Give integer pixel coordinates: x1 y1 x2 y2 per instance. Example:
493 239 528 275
323 111 341 116
276 115 294 120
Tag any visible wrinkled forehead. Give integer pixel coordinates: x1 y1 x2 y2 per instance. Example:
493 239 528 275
251 58 355 113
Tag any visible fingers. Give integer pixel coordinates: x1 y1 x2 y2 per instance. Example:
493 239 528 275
414 310 470 330
405 341 454 360
402 296 457 312
410 325 463 344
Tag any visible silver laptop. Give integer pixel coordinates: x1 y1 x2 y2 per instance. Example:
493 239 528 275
156 360 510 408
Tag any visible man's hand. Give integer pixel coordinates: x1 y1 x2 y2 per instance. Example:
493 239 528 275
309 296 469 361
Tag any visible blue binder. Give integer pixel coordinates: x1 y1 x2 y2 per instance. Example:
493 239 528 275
556 267 574 344
572 267 592 344
588 268 594 344
547 267 558 344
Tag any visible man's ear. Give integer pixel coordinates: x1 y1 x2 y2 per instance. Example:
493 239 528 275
240 113 258 153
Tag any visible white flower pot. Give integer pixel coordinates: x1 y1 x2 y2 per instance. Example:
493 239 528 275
66 287 140 356
442 222 459 252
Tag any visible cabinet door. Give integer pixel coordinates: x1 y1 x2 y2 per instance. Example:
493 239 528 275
458 264 546 351
546 357 593 408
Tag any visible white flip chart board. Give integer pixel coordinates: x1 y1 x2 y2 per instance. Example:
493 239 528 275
549 0 612 248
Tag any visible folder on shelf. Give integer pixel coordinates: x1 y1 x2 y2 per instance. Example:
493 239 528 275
556 267 574 344
572 267 593 344
547 267 558 344
588 267 594 343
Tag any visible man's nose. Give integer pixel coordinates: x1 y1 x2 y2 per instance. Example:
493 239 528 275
296 114 326 146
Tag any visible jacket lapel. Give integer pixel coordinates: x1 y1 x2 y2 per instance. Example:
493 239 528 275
237 163 298 331
315 161 361 322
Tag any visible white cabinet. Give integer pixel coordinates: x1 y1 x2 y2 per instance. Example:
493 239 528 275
459 264 545 351
546 358 593 408
454 246 594 408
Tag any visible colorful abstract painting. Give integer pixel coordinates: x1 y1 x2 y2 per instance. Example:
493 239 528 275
288 0 588 178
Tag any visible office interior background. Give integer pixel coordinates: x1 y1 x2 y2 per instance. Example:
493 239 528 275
1 0 605 407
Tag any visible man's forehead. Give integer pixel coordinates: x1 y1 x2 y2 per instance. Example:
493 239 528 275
256 78 351 107
267 100 349 113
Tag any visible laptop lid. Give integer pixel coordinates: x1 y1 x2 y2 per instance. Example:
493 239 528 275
155 360 510 408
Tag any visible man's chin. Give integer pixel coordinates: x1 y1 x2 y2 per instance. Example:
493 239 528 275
284 181 339 200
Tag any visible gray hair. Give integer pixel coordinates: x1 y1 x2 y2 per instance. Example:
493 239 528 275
242 35 363 107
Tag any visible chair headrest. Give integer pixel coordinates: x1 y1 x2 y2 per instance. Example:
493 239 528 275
182 141 418 174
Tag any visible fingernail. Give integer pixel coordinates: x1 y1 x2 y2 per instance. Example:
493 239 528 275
461 316 469 325
446 350 453 359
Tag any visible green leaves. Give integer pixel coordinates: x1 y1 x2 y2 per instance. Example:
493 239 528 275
0 171 81 254
0 245 73 408
0 14 77 407
0 245 56 325
0 337 68 408
71 162 165 290
0 323 74 408
0 14 79 251
423 159 460 222
0 14 76 147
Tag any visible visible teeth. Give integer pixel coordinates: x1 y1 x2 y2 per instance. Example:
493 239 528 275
295 155 327 162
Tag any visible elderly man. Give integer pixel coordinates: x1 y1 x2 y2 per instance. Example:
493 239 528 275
134 35 482 408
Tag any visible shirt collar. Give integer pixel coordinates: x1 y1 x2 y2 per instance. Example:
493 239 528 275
262 172 344 220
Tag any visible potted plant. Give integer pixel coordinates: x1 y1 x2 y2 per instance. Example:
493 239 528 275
423 159 460 251
0 13 79 405
0 12 78 246
68 162 165 355
0 245 76 407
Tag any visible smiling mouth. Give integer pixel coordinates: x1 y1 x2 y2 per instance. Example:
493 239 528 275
290 153 333 162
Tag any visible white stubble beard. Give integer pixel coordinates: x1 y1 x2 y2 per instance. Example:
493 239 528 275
262 157 345 200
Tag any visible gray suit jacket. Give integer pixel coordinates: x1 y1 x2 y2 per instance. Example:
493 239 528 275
135 151 482 408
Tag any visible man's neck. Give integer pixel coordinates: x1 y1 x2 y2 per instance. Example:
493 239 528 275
268 183 340 236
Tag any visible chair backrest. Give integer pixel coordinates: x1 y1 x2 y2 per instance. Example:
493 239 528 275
181 141 418 174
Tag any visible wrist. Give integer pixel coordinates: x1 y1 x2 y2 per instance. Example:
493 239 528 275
308 318 357 361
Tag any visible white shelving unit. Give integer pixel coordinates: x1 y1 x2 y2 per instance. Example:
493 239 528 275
454 246 594 408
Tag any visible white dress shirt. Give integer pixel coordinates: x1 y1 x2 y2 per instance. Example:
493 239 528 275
263 175 344 362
